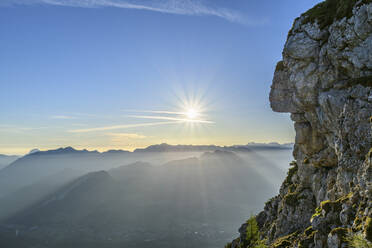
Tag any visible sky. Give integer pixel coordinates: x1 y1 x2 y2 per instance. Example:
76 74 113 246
0 0 322 155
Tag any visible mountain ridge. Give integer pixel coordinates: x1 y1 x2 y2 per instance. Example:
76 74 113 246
8 142 293 158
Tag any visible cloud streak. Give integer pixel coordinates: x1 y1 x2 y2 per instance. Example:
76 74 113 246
5 0 257 25
125 110 188 115
126 115 214 123
107 132 146 142
68 108 214 133
68 121 182 133
51 115 75 119
0 125 53 133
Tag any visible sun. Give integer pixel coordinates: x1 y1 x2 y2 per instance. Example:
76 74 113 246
185 108 198 120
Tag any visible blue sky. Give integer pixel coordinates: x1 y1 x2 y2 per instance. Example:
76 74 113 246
0 0 322 154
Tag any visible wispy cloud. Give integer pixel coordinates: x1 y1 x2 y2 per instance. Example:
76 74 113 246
68 121 181 133
107 132 146 138
4 0 260 25
68 108 214 133
126 115 214 123
51 115 75 119
125 110 187 115
0 125 52 133
106 132 146 142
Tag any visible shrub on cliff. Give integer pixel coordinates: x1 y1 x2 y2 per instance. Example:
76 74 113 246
243 216 267 248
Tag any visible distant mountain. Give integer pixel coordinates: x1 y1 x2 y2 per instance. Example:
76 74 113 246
102 149 130 155
27 149 40 155
0 144 291 199
245 142 294 149
0 148 104 198
0 154 19 170
9 171 118 226
134 143 221 152
0 168 81 220
133 143 292 153
28 146 100 156
1 151 283 248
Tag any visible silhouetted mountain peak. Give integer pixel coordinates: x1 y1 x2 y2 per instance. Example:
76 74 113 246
27 149 40 155
28 147 99 156
134 143 178 152
102 149 130 155
133 143 292 153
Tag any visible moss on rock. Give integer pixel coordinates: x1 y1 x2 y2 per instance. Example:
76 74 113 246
283 190 307 207
311 206 322 222
296 226 317 248
365 217 372 242
347 233 372 248
272 232 298 248
301 0 372 29
330 227 349 242
367 148 372 160
319 193 352 214
283 162 298 187
275 61 285 72
353 215 365 232
347 76 372 88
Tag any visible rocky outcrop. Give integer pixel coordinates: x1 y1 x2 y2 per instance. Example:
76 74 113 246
230 0 372 247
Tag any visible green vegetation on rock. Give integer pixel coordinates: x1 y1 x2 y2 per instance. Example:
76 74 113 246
366 148 372 160
311 193 353 223
365 217 372 242
225 242 232 248
347 76 372 88
330 227 349 242
311 206 322 222
225 216 267 248
283 191 306 207
272 232 298 248
347 233 372 248
298 227 317 248
275 61 285 71
301 0 372 29
321 193 352 213
244 216 267 248
283 162 298 187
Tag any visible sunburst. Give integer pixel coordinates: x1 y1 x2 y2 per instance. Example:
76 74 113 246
185 108 199 120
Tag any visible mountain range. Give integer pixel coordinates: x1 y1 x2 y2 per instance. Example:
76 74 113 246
0 146 292 248
0 143 292 199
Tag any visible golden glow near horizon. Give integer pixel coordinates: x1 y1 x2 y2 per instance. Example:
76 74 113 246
0 86 295 156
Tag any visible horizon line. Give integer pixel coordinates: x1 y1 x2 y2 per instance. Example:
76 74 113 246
0 142 294 156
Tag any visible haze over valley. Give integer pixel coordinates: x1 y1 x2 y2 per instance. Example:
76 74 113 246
0 144 292 248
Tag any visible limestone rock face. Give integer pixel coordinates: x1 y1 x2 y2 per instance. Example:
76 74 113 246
232 1 372 247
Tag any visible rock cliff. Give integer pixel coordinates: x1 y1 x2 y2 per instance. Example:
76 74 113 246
230 0 372 247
